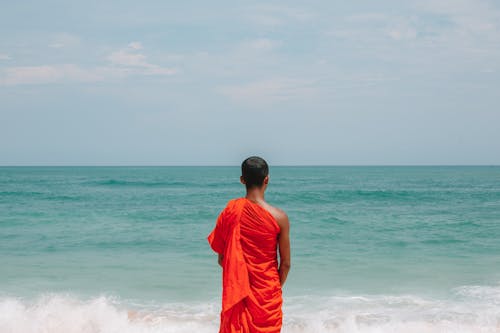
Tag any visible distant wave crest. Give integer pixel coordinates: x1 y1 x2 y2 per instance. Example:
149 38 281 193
92 179 190 187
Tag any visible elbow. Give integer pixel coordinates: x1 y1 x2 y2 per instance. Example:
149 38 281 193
280 261 291 270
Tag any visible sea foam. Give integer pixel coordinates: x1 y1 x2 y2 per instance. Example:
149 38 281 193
1 285 499 333
0 294 219 333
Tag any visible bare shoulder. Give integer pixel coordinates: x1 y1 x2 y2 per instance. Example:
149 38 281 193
262 202 289 229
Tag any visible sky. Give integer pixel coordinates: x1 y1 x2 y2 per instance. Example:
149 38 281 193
1 1 499 166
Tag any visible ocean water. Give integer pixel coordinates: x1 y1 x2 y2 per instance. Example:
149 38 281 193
1 166 499 332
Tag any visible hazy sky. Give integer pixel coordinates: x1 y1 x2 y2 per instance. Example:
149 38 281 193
1 1 499 165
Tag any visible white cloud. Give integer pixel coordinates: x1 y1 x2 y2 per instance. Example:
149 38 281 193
128 41 143 50
345 73 400 87
387 20 418 41
346 13 388 23
240 38 281 51
410 0 500 68
249 15 283 27
342 1 500 45
49 33 81 49
0 42 176 85
328 12 421 43
0 65 102 85
159 53 185 62
247 5 314 27
414 0 500 40
326 29 358 39
143 66 177 75
217 78 316 103
388 28 417 41
107 43 177 75
108 50 149 67
326 1 500 72
0 54 10 60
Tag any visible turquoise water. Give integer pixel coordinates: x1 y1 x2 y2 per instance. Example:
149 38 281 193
1 166 500 332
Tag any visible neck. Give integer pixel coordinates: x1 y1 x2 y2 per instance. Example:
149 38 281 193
245 186 266 203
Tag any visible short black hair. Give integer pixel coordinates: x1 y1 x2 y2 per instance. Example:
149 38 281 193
241 156 269 189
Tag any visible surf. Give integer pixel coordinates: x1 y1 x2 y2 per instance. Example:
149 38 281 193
1 286 499 333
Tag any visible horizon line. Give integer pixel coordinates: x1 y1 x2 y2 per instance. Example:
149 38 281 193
1 164 499 167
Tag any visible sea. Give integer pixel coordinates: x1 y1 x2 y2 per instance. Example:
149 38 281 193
1 166 499 333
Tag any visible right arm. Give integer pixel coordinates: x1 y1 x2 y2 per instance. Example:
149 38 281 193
277 213 291 286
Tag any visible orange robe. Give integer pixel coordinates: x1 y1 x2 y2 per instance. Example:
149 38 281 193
208 198 282 333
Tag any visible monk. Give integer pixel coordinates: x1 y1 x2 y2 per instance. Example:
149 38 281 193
208 156 291 333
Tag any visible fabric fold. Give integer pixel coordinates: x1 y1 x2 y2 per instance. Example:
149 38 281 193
208 198 282 333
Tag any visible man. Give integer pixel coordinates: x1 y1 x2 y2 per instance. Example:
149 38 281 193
208 156 291 333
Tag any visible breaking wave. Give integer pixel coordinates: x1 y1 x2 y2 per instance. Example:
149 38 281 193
1 285 500 333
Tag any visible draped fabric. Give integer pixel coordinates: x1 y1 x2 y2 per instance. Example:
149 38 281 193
208 198 282 333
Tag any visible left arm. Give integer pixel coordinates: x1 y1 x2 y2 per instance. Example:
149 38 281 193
277 213 291 286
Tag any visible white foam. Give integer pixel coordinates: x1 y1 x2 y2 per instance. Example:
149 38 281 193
1 286 500 333
282 287 500 333
0 294 219 333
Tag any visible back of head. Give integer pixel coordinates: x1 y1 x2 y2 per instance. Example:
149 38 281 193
241 156 269 189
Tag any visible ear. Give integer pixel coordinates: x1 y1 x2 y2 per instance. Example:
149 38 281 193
240 176 246 185
263 175 269 185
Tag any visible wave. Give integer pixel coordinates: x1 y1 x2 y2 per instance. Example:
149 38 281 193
0 191 45 197
0 295 220 333
1 285 500 333
90 179 190 187
0 191 82 204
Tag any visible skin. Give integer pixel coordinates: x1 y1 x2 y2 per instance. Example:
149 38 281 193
217 175 291 286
